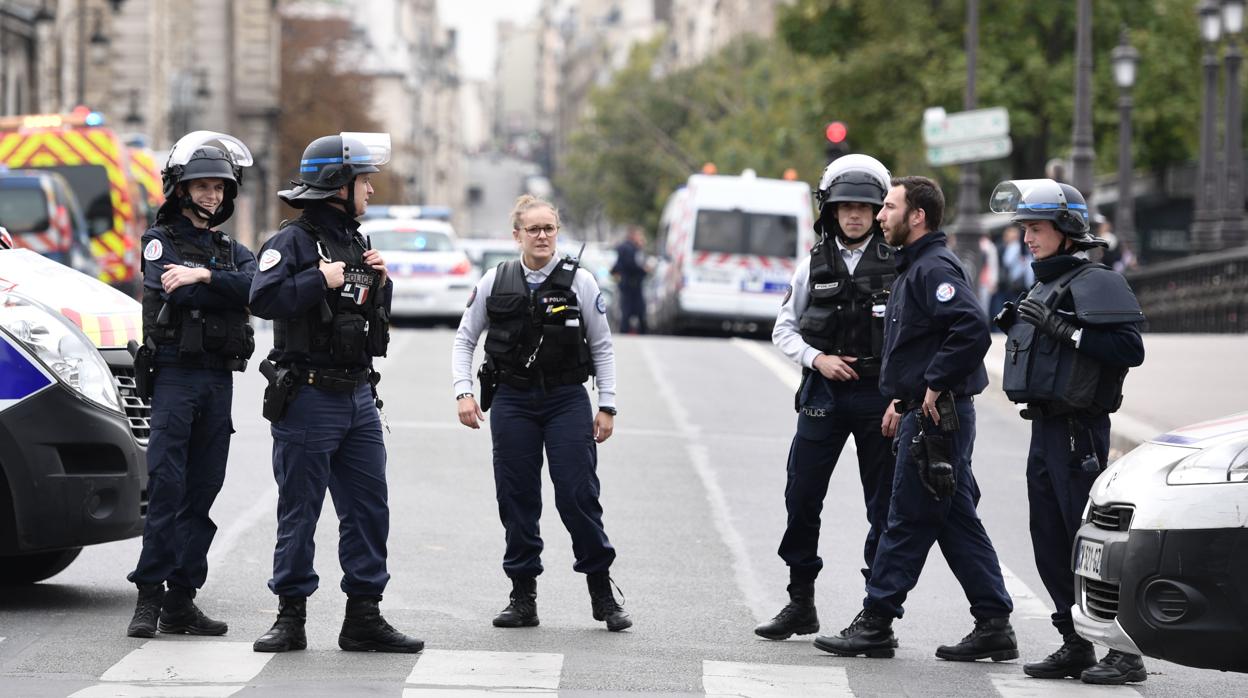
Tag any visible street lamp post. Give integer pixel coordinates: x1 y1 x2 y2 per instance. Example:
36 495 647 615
1221 0 1247 248
1111 28 1139 252
1071 0 1096 206
949 0 982 249
1192 0 1224 251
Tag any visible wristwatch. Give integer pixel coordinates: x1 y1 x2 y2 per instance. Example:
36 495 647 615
598 406 618 416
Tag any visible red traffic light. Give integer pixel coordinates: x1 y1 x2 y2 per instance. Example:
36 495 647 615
825 121 848 144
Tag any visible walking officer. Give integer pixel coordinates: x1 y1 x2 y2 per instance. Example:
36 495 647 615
452 194 630 632
126 131 257 638
991 179 1147 684
756 154 898 641
815 176 1018 662
248 132 422 654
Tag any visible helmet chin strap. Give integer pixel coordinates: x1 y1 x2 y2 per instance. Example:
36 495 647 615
327 177 359 217
180 195 217 224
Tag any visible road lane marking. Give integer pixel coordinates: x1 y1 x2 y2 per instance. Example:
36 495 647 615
70 641 274 698
990 674 1142 696
206 484 278 572
72 686 239 698
641 342 770 624
404 649 561 691
999 562 1055 620
703 660 853 698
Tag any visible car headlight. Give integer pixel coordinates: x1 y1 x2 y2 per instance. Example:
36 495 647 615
0 294 122 413
1166 435 1248 484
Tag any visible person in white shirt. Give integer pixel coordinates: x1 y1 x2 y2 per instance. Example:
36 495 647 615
451 194 630 632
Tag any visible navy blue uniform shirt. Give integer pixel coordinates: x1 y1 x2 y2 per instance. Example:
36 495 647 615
142 214 257 311
879 231 989 401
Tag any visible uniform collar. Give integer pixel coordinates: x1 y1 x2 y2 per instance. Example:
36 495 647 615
304 203 362 240
166 213 218 241
894 230 946 271
520 256 560 278
835 234 872 256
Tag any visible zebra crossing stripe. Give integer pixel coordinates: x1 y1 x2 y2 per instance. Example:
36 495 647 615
70 686 239 698
702 660 853 698
404 649 562 691
989 674 1142 697
69 641 274 698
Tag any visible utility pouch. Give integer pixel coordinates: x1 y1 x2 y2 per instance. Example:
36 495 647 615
936 391 960 433
478 359 499 412
367 306 390 357
260 359 297 423
330 313 367 363
179 310 204 356
795 368 812 413
129 339 157 401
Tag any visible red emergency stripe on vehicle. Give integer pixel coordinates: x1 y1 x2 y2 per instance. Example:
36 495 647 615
12 232 56 253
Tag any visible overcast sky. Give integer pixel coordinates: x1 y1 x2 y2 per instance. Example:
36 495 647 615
437 0 541 82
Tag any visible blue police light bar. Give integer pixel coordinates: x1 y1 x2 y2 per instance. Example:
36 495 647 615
84 112 105 126
362 205 454 221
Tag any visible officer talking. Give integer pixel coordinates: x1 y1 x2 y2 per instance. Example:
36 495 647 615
452 194 630 632
756 154 898 641
126 131 257 638
991 179 1147 685
248 132 422 654
815 176 1017 662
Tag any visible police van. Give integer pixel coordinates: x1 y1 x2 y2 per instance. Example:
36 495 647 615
650 170 815 335
0 248 149 583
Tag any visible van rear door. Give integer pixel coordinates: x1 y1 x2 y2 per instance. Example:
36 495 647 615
688 208 797 317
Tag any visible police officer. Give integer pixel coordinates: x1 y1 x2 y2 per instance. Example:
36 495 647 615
126 131 257 638
991 179 1147 685
815 176 1017 661
452 194 630 632
755 155 898 641
610 225 649 334
248 132 422 654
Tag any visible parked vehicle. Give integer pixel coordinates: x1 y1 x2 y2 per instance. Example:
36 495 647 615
360 217 479 321
1073 412 1248 673
0 169 97 277
0 248 150 584
650 169 815 335
459 237 518 275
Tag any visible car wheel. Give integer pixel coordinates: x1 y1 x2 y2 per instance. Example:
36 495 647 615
0 548 83 585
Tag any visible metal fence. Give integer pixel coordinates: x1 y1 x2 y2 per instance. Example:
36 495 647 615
1126 246 1248 333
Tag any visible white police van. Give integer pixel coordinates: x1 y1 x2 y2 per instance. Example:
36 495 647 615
650 170 815 335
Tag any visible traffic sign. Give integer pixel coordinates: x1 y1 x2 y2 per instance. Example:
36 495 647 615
926 136 1013 167
923 107 1010 146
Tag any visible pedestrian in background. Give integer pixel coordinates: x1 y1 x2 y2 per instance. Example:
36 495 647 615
249 132 422 654
452 194 631 632
815 176 1018 663
126 131 256 639
611 225 650 334
992 179 1147 684
756 154 897 642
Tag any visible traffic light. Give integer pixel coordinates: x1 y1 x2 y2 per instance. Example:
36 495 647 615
825 121 850 163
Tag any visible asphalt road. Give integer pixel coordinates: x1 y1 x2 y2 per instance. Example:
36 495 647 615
1 329 1245 697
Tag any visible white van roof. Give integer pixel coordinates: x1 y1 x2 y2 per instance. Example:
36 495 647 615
684 173 812 214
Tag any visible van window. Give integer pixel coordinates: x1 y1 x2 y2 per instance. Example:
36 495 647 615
0 187 50 233
44 165 114 237
693 210 798 257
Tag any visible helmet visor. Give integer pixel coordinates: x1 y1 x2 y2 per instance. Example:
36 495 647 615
341 132 391 167
989 179 1074 215
166 130 254 168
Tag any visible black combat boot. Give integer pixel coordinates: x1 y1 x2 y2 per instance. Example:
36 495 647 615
1023 632 1096 678
586 571 632 632
338 595 424 653
126 584 165 638
158 587 228 636
1081 650 1147 685
813 609 898 658
493 576 539 628
252 597 307 653
935 616 1019 662
754 582 819 640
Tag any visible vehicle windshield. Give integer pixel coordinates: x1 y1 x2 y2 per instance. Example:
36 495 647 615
692 210 798 257
0 186 50 233
43 165 114 236
368 229 454 252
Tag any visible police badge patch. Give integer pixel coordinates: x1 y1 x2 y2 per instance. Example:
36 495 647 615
258 248 282 272
595 293 606 314
466 287 477 308
781 285 793 305
935 282 956 303
143 239 163 261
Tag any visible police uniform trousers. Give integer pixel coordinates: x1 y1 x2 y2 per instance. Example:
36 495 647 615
1027 412 1109 635
864 401 1013 620
489 382 616 578
268 381 390 598
129 367 233 591
618 283 647 335
779 373 894 583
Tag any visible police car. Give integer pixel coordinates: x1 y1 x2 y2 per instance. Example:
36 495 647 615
361 217 478 321
0 248 149 583
1072 412 1248 673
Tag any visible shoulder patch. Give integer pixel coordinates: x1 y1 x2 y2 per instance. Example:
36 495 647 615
466 287 477 308
935 282 956 303
781 285 793 306
595 293 607 314
258 248 282 272
143 239 163 261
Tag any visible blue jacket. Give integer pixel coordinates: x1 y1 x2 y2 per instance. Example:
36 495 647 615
879 231 989 401
142 215 256 311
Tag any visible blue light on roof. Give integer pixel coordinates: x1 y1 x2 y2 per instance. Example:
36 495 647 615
84 112 105 126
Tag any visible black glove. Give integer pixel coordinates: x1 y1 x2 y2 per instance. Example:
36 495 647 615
909 427 956 500
993 300 1018 331
1017 298 1078 344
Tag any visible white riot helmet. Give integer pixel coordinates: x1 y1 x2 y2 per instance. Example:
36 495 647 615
815 154 891 244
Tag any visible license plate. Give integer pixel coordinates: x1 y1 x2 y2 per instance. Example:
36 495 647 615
1075 539 1104 581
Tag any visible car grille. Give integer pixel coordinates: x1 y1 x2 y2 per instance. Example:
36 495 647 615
1089 503 1134 532
111 366 151 444
1084 578 1120 621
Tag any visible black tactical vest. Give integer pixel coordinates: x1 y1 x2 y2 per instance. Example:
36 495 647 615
1002 263 1131 415
140 224 254 369
272 216 389 368
798 236 895 373
482 257 594 387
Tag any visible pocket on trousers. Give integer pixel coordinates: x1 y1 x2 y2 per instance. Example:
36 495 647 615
271 423 306 444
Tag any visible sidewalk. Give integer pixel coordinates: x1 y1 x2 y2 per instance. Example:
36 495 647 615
983 333 1248 451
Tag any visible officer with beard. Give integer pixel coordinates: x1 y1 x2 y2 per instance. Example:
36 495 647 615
126 132 256 639
815 176 1017 663
755 155 898 641
249 132 422 654
992 179 1146 685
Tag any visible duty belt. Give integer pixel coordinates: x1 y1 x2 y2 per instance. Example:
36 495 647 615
497 366 589 391
894 394 973 414
292 366 371 393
